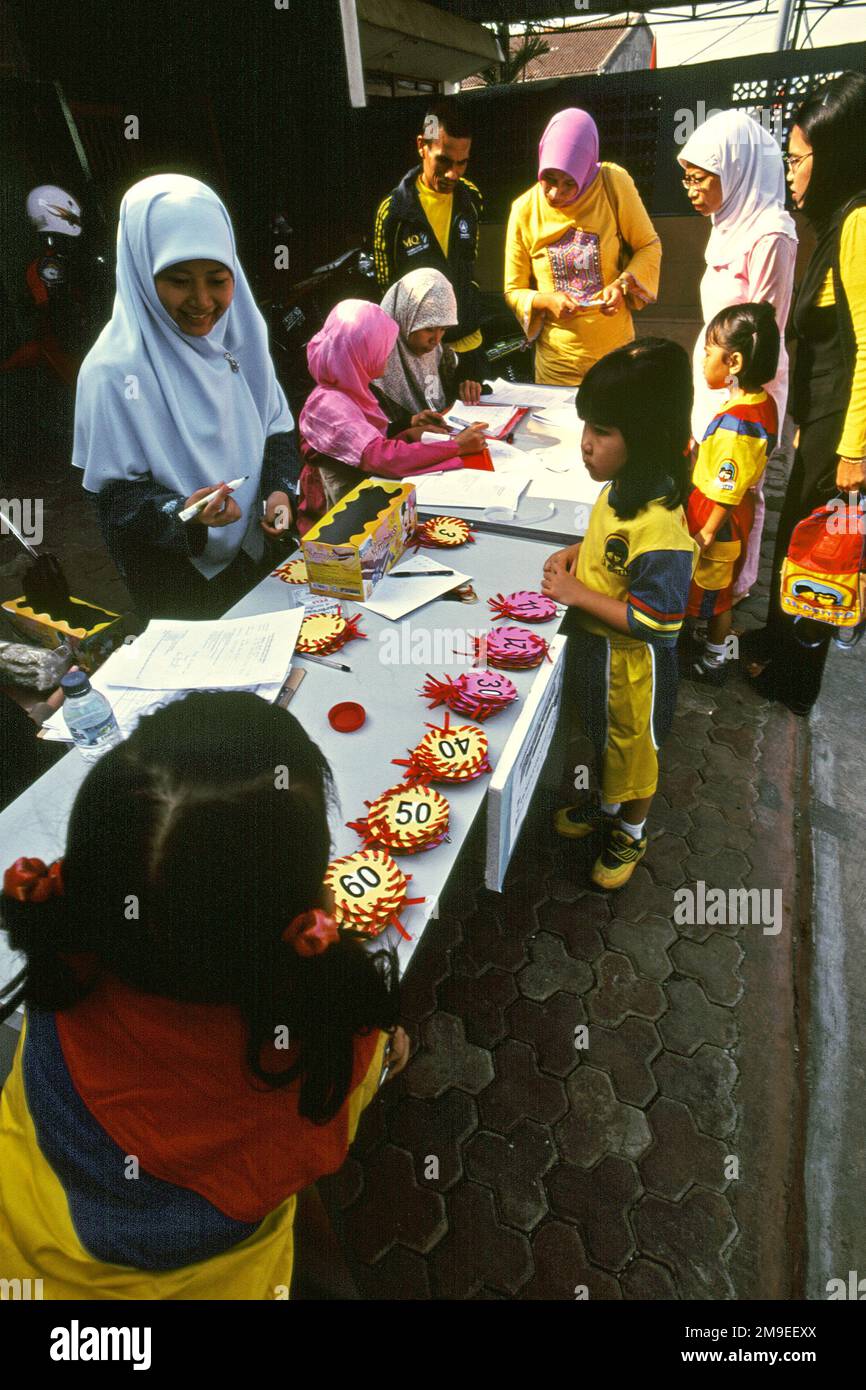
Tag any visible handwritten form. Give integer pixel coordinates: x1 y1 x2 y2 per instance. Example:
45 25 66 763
104 611 304 690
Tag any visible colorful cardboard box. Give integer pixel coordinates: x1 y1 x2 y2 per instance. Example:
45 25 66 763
1 595 123 672
301 479 416 600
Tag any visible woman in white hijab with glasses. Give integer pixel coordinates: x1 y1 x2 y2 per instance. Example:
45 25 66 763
73 174 300 622
678 110 797 599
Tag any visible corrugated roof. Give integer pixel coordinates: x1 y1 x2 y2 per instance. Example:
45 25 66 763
462 15 648 88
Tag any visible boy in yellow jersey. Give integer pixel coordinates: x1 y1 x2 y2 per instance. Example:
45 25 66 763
373 99 485 400
542 340 698 890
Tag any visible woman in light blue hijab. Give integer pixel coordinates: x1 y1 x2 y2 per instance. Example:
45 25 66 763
73 174 299 621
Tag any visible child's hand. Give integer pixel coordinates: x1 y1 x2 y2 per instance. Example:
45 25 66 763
382 1026 410 1080
695 527 716 552
459 380 484 406
541 558 585 606
545 542 581 575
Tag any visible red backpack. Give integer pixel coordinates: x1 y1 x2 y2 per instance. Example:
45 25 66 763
780 493 866 645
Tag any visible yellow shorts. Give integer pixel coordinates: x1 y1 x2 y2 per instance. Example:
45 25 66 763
571 628 678 804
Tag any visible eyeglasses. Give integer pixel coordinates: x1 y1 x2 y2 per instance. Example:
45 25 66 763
784 152 812 172
681 174 715 190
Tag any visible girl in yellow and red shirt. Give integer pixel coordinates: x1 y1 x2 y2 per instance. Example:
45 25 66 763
686 301 780 684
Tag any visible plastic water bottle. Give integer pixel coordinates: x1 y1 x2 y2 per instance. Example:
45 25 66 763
60 670 123 762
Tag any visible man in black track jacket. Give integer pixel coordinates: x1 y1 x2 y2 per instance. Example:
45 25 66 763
373 100 486 390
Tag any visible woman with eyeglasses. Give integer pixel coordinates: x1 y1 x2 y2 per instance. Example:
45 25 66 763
742 72 866 715
678 110 797 601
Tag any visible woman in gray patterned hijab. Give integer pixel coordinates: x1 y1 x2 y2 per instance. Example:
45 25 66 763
375 268 470 425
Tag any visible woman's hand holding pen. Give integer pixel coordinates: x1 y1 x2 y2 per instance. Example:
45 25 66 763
261 490 294 538
454 425 487 455
410 409 451 435
184 483 242 527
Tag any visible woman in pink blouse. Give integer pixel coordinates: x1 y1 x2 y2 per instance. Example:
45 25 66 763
678 110 797 598
297 300 484 533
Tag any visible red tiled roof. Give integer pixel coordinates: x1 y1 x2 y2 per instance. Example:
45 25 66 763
462 16 648 89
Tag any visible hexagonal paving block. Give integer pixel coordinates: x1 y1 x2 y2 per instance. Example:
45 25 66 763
657 977 738 1056
454 904 531 975
657 764 704 812
477 1039 568 1132
536 898 609 963
341 1145 447 1264
555 1065 651 1167
643 833 690 890
585 1016 662 1107
430 1181 533 1298
607 866 678 923
520 1221 623 1300
654 1045 739 1139
507 992 587 1077
516 932 594 1001
464 1120 557 1231
621 1256 678 1299
639 1097 731 1201
633 1188 738 1299
436 967 519 1049
683 846 754 888
606 914 676 982
709 723 759 760
649 793 695 840
364 1243 433 1299
406 1013 494 1099
670 933 745 1007
546 1155 641 1270
387 1089 479 1191
588 951 666 1026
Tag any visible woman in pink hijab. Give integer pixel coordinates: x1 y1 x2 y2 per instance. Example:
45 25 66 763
505 108 662 385
297 300 485 533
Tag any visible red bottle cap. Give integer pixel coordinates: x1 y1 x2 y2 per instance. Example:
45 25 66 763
328 701 366 733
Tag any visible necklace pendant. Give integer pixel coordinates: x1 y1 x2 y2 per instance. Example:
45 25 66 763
224 350 240 373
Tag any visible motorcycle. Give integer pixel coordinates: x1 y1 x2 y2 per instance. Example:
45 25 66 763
259 223 534 417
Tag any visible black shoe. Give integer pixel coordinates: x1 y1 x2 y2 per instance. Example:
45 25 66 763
693 656 728 686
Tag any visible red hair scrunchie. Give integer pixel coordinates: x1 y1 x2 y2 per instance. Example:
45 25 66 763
3 857 64 903
282 908 340 958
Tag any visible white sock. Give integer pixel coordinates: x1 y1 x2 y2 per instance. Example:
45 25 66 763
702 641 727 666
601 800 621 816
619 817 646 840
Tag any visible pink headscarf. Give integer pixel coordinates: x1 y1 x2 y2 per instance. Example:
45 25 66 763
300 300 399 465
538 108 600 204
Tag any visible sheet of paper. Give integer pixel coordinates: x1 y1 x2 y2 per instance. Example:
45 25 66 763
102 610 304 690
413 470 530 511
358 556 472 621
443 401 522 436
526 465 604 507
481 378 578 410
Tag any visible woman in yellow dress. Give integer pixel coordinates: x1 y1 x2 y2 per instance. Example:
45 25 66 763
504 108 662 386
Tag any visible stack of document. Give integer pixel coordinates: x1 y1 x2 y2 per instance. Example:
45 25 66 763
412 469 531 512
41 610 304 743
481 377 577 410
